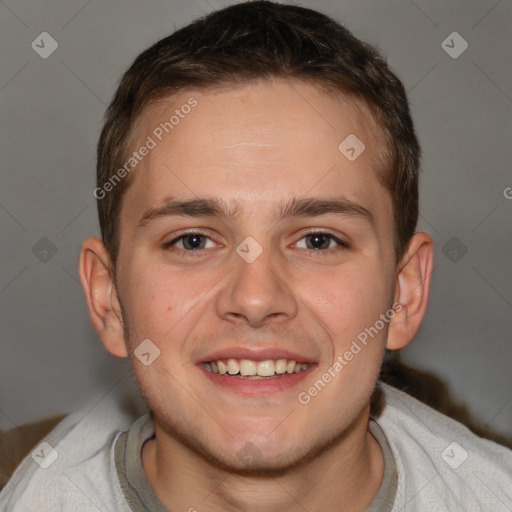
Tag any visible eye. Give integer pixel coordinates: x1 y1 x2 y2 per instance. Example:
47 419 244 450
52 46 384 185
162 230 350 256
294 231 349 253
163 232 216 253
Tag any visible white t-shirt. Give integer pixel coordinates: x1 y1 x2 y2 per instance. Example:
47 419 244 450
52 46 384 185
1 382 511 511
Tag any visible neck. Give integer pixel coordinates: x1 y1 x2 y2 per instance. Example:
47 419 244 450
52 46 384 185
142 405 384 512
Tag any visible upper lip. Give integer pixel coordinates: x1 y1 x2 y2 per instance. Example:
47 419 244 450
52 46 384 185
198 347 315 365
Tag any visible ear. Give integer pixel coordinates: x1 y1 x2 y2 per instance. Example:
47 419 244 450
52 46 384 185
78 237 128 358
386 232 434 350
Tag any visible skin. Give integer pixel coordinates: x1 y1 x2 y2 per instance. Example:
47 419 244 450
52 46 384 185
79 79 433 512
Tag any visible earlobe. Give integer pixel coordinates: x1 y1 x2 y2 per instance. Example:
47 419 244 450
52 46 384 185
78 237 128 358
386 232 434 351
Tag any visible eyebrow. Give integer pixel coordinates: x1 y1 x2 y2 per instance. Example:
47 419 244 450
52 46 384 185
137 196 375 229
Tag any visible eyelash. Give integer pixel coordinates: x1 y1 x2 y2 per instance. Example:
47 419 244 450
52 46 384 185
161 230 350 257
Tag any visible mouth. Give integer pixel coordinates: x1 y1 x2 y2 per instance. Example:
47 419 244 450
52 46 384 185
198 354 316 396
202 358 310 379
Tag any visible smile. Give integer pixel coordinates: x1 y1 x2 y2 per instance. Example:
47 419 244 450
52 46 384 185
202 358 310 378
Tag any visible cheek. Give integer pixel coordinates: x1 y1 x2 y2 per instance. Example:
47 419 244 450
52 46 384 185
122 263 206 341
299 263 391 340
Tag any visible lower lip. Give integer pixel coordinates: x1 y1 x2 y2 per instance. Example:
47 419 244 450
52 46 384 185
198 364 316 396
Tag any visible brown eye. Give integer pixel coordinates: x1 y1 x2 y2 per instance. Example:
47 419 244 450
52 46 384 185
163 232 215 252
304 233 334 250
294 231 349 253
179 234 207 250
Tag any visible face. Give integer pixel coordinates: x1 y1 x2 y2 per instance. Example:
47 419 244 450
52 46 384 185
114 79 397 473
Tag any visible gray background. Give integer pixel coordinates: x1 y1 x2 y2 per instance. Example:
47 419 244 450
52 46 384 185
0 0 511 438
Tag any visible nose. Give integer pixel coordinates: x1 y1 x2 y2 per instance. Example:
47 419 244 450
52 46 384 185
215 244 298 328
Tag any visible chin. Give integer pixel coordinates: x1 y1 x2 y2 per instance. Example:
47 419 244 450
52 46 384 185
200 444 313 478
176 418 350 479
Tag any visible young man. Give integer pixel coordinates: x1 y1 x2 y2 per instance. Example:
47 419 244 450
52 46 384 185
1 1 511 510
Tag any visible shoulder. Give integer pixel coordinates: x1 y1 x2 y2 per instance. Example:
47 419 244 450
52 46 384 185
0 392 146 512
376 383 512 511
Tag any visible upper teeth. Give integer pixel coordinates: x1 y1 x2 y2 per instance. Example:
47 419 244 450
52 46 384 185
203 358 309 376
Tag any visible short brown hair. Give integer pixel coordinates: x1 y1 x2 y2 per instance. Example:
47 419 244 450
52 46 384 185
96 0 420 269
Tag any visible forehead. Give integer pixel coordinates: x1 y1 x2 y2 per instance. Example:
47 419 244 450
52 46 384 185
122 79 388 220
